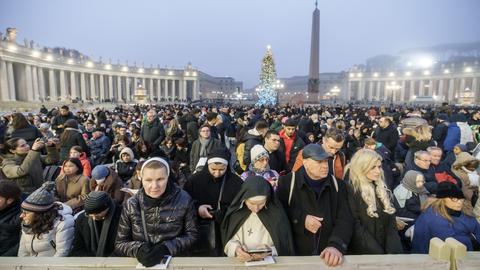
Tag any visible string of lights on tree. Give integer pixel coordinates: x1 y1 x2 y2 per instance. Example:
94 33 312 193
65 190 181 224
256 45 278 106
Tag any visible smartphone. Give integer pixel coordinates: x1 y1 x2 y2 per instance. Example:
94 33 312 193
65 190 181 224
247 247 272 254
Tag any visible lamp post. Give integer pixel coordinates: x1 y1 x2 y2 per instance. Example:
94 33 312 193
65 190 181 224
273 80 284 104
330 86 341 103
385 81 401 105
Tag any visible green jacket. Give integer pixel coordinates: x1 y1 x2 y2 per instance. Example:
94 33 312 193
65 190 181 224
1 146 59 194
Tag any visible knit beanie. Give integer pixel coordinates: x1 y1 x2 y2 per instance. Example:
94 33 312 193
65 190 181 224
436 182 464 199
250 145 269 164
21 182 55 212
84 191 112 215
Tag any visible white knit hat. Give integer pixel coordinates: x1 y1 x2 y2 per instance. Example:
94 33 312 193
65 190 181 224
250 145 269 164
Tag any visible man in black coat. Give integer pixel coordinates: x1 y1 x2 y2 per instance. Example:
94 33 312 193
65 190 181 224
277 144 353 267
141 110 166 150
0 180 22 256
51 105 77 135
70 191 122 257
264 130 287 174
432 114 449 150
374 117 399 158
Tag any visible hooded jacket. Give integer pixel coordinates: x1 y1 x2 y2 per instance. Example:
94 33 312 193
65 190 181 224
451 152 479 215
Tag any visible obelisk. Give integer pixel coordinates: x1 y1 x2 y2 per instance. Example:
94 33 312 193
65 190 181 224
308 1 320 103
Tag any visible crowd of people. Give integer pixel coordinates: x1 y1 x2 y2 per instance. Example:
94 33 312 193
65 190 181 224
0 102 480 267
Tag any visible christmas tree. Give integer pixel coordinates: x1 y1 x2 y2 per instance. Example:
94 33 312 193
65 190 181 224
256 45 278 106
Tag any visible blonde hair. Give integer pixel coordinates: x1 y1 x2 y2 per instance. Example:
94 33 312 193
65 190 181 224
425 198 454 223
348 149 396 218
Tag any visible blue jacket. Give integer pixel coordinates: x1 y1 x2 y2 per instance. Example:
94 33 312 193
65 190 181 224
412 207 480 253
443 122 460 152
90 135 111 158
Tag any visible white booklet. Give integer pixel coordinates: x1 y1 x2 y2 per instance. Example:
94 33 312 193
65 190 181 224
244 256 276 267
136 255 172 269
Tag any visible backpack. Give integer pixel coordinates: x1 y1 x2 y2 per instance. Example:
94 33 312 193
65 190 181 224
43 165 61 182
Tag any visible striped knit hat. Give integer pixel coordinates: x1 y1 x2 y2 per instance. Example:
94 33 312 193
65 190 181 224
21 182 55 212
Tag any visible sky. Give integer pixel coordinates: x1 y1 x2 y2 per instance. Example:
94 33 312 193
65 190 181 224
1 0 479 88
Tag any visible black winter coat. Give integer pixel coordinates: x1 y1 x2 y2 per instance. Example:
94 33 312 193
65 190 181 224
374 124 399 154
6 125 43 147
69 202 122 257
114 184 198 257
51 112 77 134
242 133 263 167
140 118 165 149
277 168 353 255
59 130 90 162
346 184 403 254
116 161 137 183
0 201 21 256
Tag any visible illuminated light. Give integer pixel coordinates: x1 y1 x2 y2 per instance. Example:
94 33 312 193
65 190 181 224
444 69 450 74
406 62 412 67
86 61 94 68
153 70 159 74
168 71 174 76
349 73 354 78
423 70 430 75
388 72 395 77
373 73 379 77
405 71 412 76
45 55 54 62
104 64 112 70
412 95 417 99
31 50 41 58
185 71 190 76
67 59 74 64
418 57 434 68
465 67 473 73
357 73 363 78
267 44 271 50
138 68 144 73
7 44 17 52
122 66 128 72
192 71 197 76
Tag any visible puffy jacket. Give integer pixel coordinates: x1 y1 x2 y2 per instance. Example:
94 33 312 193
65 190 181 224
443 122 461 152
1 146 59 194
17 208 75 257
242 129 264 167
114 184 198 257
140 118 165 149
89 135 111 164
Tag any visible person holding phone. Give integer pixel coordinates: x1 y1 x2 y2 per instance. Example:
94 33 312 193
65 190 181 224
221 176 294 261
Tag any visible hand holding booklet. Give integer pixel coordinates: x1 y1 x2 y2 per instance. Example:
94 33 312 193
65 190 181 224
136 255 172 269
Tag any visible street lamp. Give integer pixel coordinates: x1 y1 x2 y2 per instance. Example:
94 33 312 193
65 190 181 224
385 81 401 105
330 86 341 103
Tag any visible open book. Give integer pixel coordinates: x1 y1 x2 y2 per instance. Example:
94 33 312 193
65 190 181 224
244 256 275 267
136 255 172 269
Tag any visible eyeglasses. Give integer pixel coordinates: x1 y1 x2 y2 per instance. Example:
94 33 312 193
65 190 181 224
451 197 465 202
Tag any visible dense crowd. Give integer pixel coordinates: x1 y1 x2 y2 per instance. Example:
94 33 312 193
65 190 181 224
0 102 479 267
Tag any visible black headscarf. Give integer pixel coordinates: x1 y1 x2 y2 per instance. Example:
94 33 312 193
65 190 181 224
221 176 295 256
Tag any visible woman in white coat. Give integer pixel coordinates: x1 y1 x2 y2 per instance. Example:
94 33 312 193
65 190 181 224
17 182 74 257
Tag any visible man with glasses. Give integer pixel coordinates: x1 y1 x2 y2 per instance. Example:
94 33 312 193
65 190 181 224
70 191 122 257
264 130 287 174
408 151 438 194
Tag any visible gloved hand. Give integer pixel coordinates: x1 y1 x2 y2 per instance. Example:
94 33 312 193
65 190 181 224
137 243 170 267
136 243 153 267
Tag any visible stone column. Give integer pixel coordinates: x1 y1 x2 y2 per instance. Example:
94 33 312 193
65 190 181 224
375 81 381 101
193 79 198 100
438 79 444 99
172 79 176 100
358 80 364 101
472 77 478 102
149 78 154 101
80 73 87 101
70 71 77 100
0 60 10 101
117 76 122 101
427 79 433 96
182 79 187 101
126 77 131 101
165 79 170 100
460 78 466 92
89 73 95 101
368 81 374 101
400 80 406 102
156 79 161 100
48 69 57 101
99 75 105 101
419 80 424 96
141 78 146 88
31 66 39 101
59 70 67 100
37 67 46 102
447 78 455 102
6 62 16 101
25 65 34 102
108 75 113 100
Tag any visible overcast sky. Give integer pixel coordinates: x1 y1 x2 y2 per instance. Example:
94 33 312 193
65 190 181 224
1 0 479 88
